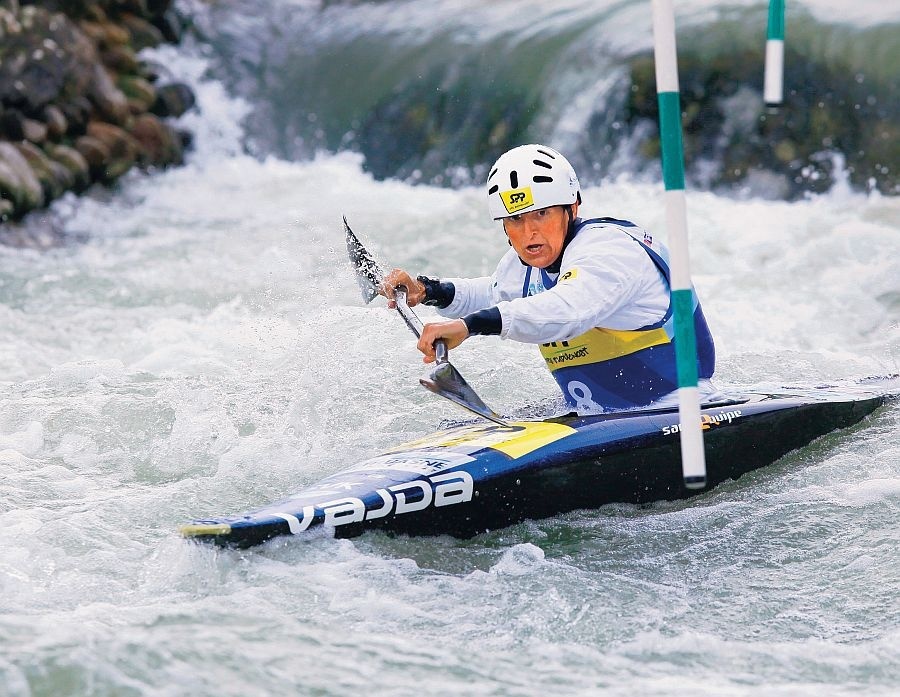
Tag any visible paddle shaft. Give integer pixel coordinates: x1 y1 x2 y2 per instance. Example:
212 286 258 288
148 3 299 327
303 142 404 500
393 286 449 363
434 338 449 364
343 216 505 425
394 289 507 425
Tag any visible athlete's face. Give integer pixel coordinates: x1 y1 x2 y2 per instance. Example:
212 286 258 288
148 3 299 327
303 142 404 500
503 204 577 269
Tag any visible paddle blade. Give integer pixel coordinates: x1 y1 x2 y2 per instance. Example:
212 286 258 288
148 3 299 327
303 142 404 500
343 216 503 425
344 216 383 304
420 362 510 427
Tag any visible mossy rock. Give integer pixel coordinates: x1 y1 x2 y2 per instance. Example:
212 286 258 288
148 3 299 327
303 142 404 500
117 74 156 112
0 141 44 214
45 142 90 190
86 120 138 181
128 112 181 166
86 63 129 125
42 104 68 139
120 12 163 50
74 133 110 175
14 141 67 201
102 44 140 73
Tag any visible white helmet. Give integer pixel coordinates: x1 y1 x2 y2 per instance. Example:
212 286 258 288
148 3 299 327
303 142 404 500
486 144 581 220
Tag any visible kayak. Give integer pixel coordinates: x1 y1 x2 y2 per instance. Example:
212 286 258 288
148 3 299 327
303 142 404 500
180 376 898 548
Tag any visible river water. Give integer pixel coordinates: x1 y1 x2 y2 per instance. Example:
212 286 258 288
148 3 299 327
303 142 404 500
2 3 900 696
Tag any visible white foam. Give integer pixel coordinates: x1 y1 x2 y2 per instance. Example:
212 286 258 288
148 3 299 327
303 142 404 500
0 421 43 456
489 543 547 576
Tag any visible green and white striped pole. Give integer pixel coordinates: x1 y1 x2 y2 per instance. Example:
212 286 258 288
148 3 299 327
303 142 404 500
764 0 786 106
652 0 706 489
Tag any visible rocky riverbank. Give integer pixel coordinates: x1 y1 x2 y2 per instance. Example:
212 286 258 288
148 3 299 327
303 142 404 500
0 0 196 242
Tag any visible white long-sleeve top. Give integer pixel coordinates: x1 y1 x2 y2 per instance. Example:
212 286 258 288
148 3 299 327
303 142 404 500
437 219 670 343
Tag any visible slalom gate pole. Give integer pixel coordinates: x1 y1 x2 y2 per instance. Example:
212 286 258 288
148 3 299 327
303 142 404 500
651 0 707 489
764 0 786 106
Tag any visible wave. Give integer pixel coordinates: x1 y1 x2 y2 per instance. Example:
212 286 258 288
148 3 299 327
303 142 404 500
182 0 899 198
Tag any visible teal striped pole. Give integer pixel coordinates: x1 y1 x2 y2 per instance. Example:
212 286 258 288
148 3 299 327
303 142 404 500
652 0 706 489
764 0 786 106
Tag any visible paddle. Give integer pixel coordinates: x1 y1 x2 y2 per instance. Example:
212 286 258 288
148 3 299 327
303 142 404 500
344 216 510 426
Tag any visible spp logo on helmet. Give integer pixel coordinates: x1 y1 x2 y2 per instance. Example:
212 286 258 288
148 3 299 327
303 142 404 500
500 187 534 214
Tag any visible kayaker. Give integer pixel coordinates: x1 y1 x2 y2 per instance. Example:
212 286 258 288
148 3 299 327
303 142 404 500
382 144 717 413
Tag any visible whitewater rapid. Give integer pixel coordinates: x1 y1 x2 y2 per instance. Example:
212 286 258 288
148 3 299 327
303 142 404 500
2 16 899 697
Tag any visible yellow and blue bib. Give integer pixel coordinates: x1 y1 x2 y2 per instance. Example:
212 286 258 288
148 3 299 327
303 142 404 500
531 218 715 412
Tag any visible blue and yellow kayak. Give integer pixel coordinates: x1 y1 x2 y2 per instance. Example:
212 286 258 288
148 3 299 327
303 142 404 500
180 378 897 548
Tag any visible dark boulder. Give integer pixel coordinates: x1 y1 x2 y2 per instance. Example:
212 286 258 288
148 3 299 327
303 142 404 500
151 82 195 118
86 120 138 181
0 7 99 117
42 104 68 139
0 109 27 141
101 44 140 74
74 133 110 176
59 96 92 136
152 8 182 43
86 62 129 125
120 12 163 50
18 1 97 20
129 112 182 167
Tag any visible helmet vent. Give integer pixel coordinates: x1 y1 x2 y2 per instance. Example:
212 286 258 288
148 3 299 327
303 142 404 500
536 148 556 159
533 159 552 169
510 171 519 188
533 176 553 183
488 185 499 194
488 168 498 180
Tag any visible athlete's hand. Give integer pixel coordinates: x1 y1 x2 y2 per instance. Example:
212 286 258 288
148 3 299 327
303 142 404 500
381 269 426 308
418 320 469 363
